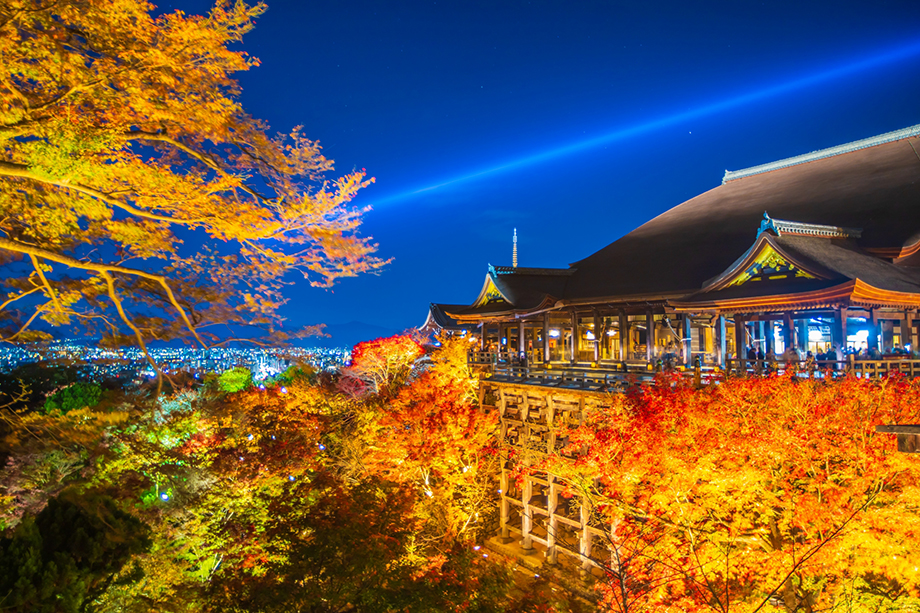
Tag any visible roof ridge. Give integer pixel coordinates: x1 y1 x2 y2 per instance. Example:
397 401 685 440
722 123 920 184
491 265 574 276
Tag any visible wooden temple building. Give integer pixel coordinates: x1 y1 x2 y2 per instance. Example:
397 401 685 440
427 124 920 369
424 124 920 573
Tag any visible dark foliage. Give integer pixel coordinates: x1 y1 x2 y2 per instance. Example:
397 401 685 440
0 491 151 613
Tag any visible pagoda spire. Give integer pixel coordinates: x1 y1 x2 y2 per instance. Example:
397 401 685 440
513 228 518 268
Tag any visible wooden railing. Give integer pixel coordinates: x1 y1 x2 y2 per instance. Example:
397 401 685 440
725 356 920 379
490 364 653 392
479 355 920 393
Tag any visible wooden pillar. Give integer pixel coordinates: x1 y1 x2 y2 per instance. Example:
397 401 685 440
646 309 656 363
480 323 486 351
758 320 766 353
833 306 848 351
683 315 692 365
570 309 578 364
904 312 916 353
518 321 526 360
543 311 551 365
500 465 510 539
901 311 913 349
733 315 745 366
717 315 727 368
521 473 533 550
914 312 920 354
499 389 510 540
618 310 628 362
764 320 774 355
592 308 600 363
545 398 557 564
797 319 808 352
579 497 593 572
869 309 880 351
782 313 793 351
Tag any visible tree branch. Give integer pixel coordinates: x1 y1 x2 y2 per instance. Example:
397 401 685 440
0 235 206 347
0 160 209 225
0 285 43 312
29 254 63 315
100 271 162 395
125 130 270 203
750 487 882 613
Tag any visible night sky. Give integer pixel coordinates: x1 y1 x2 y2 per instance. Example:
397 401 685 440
176 0 920 339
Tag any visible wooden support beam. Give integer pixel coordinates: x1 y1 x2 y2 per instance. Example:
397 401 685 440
683 315 692 366
782 313 793 351
646 309 656 363
500 466 511 539
834 306 848 351
797 319 808 352
592 308 600 364
521 471 534 550
545 396 558 564
518 320 525 359
570 309 578 364
579 498 593 572
618 310 628 362
543 311 551 365
546 479 558 564
734 315 745 370
717 315 727 368
869 309 880 351
876 425 920 453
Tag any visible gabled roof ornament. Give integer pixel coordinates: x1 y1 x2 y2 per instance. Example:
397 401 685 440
758 212 779 236
756 212 862 239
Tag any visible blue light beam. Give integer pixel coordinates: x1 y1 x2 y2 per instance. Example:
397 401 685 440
372 38 920 207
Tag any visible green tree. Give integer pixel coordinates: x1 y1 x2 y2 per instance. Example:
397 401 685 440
43 382 103 414
217 367 252 393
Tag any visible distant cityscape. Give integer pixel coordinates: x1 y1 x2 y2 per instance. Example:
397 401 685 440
0 339 351 382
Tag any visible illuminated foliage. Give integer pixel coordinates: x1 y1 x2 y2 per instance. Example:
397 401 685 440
217 367 252 393
0 0 386 351
42 381 103 414
541 374 920 613
343 334 425 397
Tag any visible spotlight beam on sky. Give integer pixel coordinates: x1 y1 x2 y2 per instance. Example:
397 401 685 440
372 38 920 207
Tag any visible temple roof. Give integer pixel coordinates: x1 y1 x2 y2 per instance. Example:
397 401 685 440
420 303 470 331
674 232 920 311
563 130 920 304
447 265 570 320
432 124 920 319
722 124 920 183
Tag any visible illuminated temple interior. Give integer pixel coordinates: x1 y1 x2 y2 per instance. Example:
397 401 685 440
424 124 920 367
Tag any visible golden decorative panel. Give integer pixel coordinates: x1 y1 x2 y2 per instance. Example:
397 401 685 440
727 244 816 287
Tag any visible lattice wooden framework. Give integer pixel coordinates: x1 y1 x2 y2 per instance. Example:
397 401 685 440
487 380 613 571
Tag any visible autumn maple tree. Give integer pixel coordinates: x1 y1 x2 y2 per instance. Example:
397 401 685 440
540 374 920 613
0 0 386 352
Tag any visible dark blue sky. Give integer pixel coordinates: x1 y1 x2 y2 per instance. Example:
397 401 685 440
179 1 920 335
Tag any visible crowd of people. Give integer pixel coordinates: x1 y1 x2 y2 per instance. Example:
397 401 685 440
740 341 916 371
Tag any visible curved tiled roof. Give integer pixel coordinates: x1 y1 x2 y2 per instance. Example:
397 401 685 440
564 133 920 303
